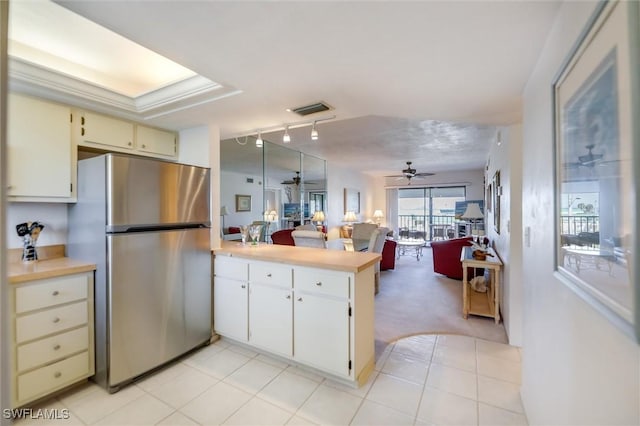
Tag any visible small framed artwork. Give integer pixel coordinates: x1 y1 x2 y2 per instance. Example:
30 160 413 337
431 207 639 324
492 170 501 234
344 188 360 214
553 1 638 339
486 183 493 213
235 194 251 212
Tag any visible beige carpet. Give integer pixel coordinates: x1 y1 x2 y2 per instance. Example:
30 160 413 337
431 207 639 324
374 245 508 357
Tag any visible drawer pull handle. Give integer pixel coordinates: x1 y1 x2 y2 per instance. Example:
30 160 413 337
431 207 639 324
52 290 60 296
52 317 60 323
315 281 322 286
54 372 62 378
53 344 61 350
297 297 303 302
267 273 272 278
286 295 291 299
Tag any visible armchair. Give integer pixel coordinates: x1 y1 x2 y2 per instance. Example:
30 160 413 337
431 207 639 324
368 227 389 295
292 230 327 248
271 229 295 245
431 237 474 280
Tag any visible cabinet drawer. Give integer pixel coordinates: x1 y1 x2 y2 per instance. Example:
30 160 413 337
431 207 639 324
15 274 88 314
17 326 89 372
18 352 89 403
294 267 350 299
214 256 249 280
250 261 292 286
16 301 88 343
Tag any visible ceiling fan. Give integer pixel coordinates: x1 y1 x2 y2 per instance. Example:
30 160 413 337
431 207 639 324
564 144 606 169
281 171 301 186
386 161 434 184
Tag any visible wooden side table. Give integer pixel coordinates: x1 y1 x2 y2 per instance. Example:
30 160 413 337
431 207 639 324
460 246 503 323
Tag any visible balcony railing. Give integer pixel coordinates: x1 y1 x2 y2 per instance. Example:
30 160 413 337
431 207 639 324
560 215 599 235
398 214 457 240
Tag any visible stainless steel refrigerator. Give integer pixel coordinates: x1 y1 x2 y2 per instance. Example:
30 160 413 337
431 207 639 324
68 153 212 392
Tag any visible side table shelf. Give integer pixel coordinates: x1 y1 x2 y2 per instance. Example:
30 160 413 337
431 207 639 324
460 246 503 323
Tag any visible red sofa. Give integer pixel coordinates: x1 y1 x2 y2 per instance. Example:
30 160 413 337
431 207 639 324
430 237 474 280
271 229 295 245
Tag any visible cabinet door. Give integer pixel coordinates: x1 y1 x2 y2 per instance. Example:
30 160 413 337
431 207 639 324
79 111 134 150
294 294 350 377
7 93 72 199
136 125 177 158
249 284 292 357
213 277 248 342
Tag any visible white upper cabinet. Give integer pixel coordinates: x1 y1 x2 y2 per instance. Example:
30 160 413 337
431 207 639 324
75 111 134 151
7 93 73 202
73 110 178 159
136 125 177 157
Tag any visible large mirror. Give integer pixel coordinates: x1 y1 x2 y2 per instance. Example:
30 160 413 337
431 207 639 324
220 136 327 241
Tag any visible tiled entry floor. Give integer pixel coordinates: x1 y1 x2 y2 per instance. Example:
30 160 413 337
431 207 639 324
16 334 527 425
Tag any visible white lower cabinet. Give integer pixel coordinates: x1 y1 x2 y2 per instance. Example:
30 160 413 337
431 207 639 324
11 272 95 408
213 257 249 343
294 293 349 377
213 255 374 386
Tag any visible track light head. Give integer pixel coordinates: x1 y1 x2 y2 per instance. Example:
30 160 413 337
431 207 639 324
311 122 318 141
256 132 263 148
283 126 291 143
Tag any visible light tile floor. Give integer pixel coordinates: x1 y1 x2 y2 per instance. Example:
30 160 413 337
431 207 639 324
14 334 528 425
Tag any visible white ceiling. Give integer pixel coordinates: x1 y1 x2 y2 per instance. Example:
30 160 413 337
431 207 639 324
22 1 561 178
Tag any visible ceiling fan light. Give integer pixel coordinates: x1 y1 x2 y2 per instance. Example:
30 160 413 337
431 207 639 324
283 126 291 143
311 122 318 141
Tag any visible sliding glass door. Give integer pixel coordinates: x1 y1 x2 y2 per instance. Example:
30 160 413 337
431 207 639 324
398 187 466 240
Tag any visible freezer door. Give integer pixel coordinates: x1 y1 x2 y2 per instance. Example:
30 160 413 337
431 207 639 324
106 228 211 387
106 154 210 231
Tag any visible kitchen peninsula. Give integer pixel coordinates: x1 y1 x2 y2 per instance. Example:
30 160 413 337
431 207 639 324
212 241 381 387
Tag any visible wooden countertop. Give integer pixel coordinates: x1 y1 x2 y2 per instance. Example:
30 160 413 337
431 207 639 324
9 257 96 284
213 241 381 273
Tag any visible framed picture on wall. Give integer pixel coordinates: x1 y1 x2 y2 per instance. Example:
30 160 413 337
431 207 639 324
235 194 251 212
553 0 638 340
344 188 360 214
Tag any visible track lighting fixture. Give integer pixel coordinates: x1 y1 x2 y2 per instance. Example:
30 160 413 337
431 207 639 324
311 121 318 141
256 132 263 148
283 126 291 143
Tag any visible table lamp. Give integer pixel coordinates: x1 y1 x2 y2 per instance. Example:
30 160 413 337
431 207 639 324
373 210 384 226
312 210 325 232
461 202 484 235
343 211 357 238
220 206 229 234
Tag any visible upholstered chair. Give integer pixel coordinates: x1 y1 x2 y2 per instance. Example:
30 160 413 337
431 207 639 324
368 227 389 294
270 229 295 245
292 230 327 248
351 223 378 242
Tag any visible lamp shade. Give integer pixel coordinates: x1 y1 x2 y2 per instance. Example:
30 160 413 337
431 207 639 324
373 210 384 219
220 206 229 216
461 203 484 219
343 211 357 223
264 210 278 221
312 211 325 222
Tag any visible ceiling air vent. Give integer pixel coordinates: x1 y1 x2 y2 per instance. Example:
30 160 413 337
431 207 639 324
289 101 332 116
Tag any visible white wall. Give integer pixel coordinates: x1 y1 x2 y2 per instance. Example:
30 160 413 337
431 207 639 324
521 1 639 424
220 170 265 230
486 125 524 346
6 203 68 249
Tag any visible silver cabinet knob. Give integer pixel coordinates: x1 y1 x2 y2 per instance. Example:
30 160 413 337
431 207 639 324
297 297 303 302
53 344 61 351
52 317 60 323
52 290 59 296
54 372 62 378
267 273 272 278
315 281 322 286
286 294 291 299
